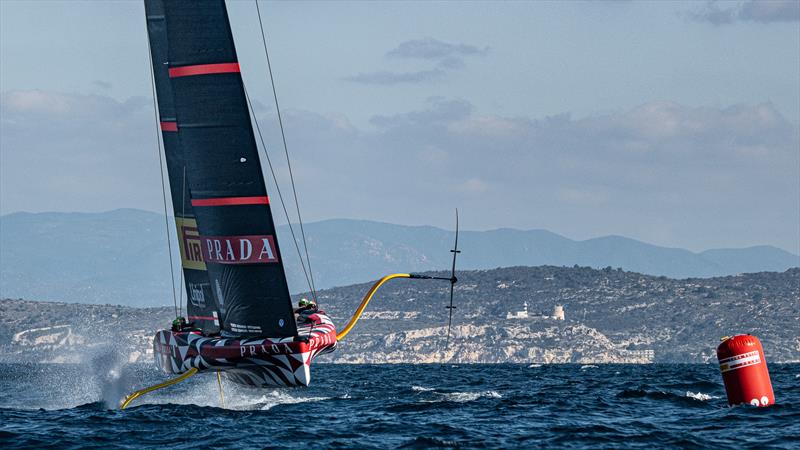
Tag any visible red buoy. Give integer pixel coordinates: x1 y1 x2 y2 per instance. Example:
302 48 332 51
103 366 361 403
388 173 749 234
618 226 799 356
717 334 774 407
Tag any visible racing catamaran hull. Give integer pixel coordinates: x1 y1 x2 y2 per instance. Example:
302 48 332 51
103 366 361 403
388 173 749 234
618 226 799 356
154 313 336 387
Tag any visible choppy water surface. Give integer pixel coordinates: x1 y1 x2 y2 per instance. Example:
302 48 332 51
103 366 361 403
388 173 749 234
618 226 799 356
1 363 798 449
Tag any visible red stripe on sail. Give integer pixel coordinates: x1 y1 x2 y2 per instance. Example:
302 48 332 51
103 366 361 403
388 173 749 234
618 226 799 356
191 196 269 207
168 63 240 78
188 315 216 321
160 121 178 132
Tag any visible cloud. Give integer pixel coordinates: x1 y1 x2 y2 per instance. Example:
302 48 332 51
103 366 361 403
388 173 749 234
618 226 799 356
370 97 473 127
740 0 800 22
92 80 113 90
1 90 163 214
287 97 797 251
688 0 800 25
346 38 487 85
344 69 445 85
386 38 488 60
456 178 490 194
2 89 798 252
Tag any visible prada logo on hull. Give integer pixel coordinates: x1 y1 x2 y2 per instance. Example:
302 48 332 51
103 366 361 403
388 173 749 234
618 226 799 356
201 235 279 264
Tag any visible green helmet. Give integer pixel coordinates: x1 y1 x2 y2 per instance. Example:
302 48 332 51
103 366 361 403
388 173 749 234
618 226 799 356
298 298 311 308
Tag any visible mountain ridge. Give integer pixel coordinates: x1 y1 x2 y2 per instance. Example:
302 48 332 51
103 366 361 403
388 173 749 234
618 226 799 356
1 208 797 306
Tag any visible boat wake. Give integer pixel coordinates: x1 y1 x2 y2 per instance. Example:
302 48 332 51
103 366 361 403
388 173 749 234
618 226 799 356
248 391 332 411
115 375 332 411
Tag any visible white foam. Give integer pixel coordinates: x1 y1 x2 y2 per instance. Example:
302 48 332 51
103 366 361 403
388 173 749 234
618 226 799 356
685 391 719 401
580 365 598 370
446 391 501 402
119 375 330 411
412 385 435 392
421 390 502 403
252 391 331 411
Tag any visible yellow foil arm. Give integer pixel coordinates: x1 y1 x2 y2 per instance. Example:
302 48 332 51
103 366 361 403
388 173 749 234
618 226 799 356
336 273 411 341
120 367 198 409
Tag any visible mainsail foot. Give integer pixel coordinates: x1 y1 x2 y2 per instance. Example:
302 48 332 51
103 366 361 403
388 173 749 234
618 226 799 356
120 367 198 410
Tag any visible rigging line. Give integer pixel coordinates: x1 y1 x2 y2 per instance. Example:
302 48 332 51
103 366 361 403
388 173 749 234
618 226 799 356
177 166 187 317
254 0 318 303
244 87 315 298
145 35 179 318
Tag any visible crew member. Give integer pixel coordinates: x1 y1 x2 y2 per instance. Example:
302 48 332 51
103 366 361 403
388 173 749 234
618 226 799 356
294 298 313 313
171 316 197 332
295 298 321 324
171 316 187 332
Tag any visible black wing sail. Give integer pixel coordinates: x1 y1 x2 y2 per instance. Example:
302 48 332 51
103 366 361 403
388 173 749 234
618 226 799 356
162 0 297 338
145 0 221 335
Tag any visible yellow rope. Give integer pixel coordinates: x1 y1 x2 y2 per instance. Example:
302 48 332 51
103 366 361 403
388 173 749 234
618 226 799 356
120 367 198 410
336 273 410 341
216 372 226 408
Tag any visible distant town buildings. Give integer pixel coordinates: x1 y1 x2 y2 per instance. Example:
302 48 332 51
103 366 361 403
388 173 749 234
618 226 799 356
506 303 565 321
617 349 655 364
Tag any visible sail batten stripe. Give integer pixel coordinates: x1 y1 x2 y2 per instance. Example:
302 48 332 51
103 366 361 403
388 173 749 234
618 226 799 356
160 121 178 132
169 63 240 78
188 315 217 321
191 196 270 207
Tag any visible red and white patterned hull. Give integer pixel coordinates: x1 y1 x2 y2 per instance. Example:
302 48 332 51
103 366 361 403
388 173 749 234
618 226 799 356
153 313 337 387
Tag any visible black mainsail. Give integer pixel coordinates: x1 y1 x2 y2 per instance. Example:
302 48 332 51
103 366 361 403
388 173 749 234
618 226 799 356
145 0 221 335
150 0 297 338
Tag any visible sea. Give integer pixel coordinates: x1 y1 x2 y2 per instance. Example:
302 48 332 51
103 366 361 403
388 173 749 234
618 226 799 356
0 362 798 449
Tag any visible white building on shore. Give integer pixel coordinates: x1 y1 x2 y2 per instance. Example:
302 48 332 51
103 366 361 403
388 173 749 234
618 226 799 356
506 303 566 321
506 301 529 319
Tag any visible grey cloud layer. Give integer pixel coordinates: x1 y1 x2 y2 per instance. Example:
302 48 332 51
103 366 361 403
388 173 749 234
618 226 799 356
1 89 797 252
386 38 489 59
345 38 488 85
689 0 800 25
344 69 445 85
1 90 164 213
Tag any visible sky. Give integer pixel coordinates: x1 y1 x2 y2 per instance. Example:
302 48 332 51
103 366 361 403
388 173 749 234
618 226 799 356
1 0 798 254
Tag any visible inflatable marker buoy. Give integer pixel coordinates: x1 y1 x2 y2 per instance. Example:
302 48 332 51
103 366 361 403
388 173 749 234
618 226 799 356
717 334 774 407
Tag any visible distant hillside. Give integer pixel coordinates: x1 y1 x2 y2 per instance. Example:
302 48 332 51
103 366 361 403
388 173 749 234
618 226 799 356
1 209 797 306
2 266 798 364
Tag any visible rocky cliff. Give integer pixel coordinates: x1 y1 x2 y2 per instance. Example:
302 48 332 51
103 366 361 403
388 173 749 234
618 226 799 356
1 266 797 364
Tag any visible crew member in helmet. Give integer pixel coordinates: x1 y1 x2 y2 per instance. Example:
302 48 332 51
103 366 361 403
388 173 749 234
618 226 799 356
295 297 314 313
295 297 320 324
171 316 197 332
171 316 187 332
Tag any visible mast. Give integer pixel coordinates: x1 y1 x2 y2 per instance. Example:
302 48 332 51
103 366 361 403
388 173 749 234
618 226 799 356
145 0 220 335
161 0 297 338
